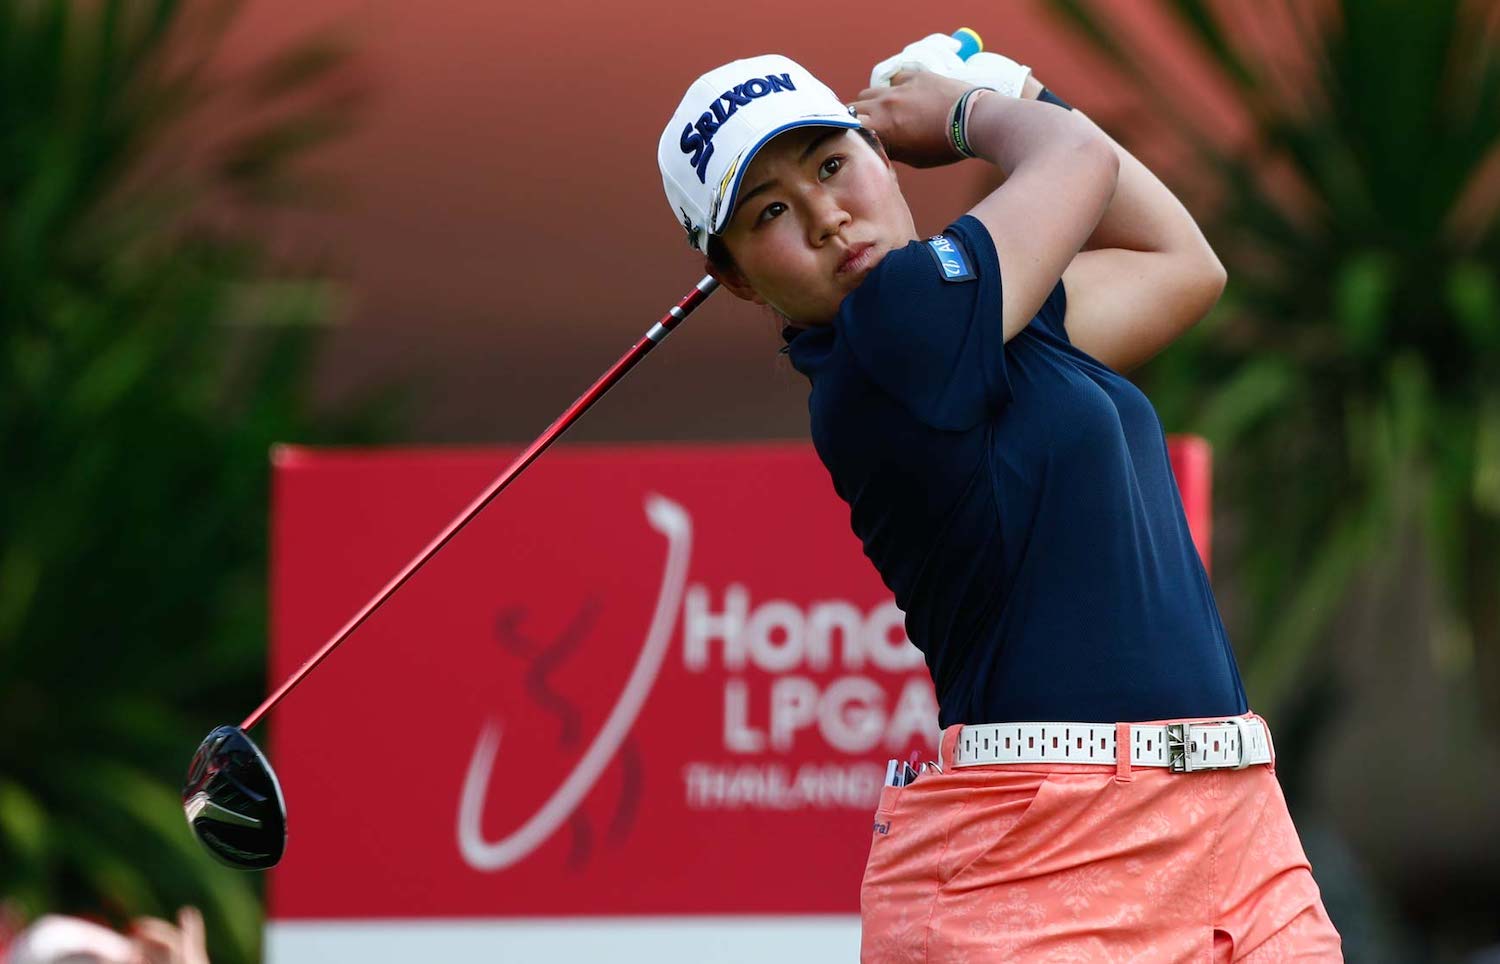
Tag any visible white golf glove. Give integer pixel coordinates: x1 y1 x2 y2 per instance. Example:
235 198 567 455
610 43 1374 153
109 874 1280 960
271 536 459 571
869 33 1032 99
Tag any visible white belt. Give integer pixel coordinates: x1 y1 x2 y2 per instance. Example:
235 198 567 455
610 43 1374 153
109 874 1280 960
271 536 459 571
952 717 1272 773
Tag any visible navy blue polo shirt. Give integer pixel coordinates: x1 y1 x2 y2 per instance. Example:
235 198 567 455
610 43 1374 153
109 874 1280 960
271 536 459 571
783 215 1247 727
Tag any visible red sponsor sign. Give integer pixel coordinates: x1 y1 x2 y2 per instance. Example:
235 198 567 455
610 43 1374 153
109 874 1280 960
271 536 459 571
268 441 1209 921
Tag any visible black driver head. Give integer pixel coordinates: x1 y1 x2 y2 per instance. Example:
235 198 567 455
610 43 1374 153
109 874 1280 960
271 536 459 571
182 725 287 870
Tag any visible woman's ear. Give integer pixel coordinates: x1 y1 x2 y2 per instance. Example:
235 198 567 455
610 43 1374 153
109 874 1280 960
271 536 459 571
706 257 765 305
862 129 894 171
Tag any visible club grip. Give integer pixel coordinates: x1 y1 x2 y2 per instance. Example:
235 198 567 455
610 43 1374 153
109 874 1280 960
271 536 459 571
953 27 983 61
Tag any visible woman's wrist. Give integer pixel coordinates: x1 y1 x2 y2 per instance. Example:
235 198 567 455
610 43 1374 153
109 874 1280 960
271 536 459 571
948 86 996 160
962 86 1099 173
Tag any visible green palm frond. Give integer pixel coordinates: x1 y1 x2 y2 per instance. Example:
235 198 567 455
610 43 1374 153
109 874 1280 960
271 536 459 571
1 2 398 960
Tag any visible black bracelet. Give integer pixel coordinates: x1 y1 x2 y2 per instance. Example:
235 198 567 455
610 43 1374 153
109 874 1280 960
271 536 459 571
1038 87 1075 111
948 86 995 159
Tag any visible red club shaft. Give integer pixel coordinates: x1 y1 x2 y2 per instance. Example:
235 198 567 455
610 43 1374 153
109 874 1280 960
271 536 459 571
240 276 720 732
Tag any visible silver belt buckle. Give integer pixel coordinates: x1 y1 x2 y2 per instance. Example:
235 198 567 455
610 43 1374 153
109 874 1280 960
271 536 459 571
1166 723 1198 773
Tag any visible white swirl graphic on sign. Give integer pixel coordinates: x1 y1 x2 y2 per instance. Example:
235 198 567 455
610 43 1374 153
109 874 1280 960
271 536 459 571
457 493 692 871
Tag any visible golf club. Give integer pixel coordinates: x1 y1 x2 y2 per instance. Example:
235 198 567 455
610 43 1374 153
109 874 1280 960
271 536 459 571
181 24 987 871
184 276 719 870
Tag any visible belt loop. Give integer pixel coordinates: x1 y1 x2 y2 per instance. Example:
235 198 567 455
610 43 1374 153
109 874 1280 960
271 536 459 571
1114 722 1133 783
1230 716 1254 770
940 724 962 770
1253 712 1277 773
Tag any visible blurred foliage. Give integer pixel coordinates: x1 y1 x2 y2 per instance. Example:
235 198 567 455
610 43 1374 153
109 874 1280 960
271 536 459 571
1044 0 1500 722
0 1 398 960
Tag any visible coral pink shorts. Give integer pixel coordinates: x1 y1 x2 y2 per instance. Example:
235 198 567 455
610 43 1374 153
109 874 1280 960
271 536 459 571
861 712 1341 962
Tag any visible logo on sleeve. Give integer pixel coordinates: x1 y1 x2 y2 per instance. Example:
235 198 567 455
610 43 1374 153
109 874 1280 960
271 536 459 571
925 234 976 283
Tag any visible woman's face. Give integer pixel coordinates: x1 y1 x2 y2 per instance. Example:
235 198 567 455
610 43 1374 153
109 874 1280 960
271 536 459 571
713 127 917 325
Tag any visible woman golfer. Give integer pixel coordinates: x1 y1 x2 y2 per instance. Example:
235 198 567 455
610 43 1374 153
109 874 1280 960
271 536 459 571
658 34 1342 962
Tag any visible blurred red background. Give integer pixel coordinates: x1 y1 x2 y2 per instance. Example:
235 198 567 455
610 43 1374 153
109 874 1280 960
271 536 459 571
213 0 1245 443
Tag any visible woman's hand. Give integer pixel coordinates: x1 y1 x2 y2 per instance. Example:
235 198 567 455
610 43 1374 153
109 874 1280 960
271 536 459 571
130 907 211 964
848 71 974 169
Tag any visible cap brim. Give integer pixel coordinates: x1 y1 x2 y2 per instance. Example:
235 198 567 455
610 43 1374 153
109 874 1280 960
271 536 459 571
709 117 862 236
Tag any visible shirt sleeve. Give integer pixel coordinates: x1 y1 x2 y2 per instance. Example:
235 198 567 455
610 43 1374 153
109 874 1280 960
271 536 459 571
835 215 1010 431
1028 277 1070 343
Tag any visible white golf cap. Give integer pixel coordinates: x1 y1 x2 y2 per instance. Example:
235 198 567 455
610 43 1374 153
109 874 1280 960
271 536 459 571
7 914 135 964
659 54 859 251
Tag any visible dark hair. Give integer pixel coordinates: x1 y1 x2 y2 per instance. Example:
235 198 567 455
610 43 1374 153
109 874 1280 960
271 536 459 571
705 231 736 275
705 127 886 274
